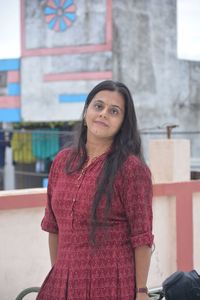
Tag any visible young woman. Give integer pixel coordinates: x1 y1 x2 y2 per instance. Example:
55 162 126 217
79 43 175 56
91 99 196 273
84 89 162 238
37 80 154 300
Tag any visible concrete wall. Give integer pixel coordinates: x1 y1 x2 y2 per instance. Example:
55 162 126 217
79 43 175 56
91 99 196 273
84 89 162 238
0 207 49 300
112 0 200 132
21 0 113 121
21 0 200 128
149 195 177 287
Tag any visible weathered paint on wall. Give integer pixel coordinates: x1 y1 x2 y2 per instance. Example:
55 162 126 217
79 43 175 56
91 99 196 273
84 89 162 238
0 59 21 122
20 0 200 132
112 0 200 131
21 0 113 121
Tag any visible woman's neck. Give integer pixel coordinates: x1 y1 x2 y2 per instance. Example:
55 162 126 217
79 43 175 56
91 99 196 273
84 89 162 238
86 140 112 159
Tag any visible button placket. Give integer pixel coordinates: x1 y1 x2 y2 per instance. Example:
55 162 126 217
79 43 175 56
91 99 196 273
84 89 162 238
70 169 86 228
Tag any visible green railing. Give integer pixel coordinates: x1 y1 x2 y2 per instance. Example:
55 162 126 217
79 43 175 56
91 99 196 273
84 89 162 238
15 287 40 300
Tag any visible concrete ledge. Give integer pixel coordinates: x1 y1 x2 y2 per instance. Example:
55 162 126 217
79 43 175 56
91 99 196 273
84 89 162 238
0 188 47 210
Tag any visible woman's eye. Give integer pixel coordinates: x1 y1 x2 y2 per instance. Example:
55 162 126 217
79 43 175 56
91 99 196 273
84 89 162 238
94 103 103 110
110 108 119 115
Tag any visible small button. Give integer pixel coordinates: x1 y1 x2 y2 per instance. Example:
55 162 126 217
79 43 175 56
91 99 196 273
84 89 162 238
72 198 76 202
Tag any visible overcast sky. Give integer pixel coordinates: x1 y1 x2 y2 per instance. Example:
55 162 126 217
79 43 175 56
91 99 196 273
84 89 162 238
177 0 200 61
0 0 20 59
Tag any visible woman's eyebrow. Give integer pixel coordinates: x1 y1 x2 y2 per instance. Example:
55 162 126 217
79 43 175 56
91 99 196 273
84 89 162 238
108 104 124 112
94 99 104 103
93 99 123 111
110 104 122 110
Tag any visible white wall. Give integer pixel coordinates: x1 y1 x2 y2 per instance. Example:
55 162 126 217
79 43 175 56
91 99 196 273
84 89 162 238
148 196 177 287
0 207 50 300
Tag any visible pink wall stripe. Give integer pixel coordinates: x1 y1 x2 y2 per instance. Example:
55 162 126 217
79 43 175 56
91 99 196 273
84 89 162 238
7 71 20 83
106 0 112 46
44 71 113 81
21 0 112 57
0 192 46 210
0 96 20 108
22 44 112 57
176 189 193 271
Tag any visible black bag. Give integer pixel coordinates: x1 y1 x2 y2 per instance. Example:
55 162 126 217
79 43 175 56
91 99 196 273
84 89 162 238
162 270 200 300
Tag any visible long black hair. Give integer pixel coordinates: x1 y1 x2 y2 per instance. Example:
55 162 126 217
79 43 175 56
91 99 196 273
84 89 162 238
66 80 144 242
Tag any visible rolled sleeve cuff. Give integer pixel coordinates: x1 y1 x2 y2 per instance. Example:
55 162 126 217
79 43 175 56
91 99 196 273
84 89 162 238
130 232 154 248
41 217 58 234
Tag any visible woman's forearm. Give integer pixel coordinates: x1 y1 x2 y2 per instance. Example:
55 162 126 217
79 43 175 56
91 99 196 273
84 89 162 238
134 245 152 289
49 233 58 266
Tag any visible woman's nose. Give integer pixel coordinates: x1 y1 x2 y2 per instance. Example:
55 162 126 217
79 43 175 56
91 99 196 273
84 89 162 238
99 108 108 118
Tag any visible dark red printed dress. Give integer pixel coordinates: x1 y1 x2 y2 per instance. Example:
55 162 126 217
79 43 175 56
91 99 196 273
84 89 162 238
36 148 154 300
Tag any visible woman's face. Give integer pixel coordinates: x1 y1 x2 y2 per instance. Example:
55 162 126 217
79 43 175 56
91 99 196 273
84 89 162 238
85 90 125 142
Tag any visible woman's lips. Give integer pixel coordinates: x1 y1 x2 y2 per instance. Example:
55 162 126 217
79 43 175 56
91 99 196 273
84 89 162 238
94 120 109 127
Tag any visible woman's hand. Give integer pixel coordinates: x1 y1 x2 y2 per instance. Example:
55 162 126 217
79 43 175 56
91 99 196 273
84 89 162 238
136 293 150 300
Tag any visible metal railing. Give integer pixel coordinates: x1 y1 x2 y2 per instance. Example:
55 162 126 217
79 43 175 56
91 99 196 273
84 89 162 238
0 129 73 190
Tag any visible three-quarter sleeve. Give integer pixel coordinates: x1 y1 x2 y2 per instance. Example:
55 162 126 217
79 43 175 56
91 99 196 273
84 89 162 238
122 156 154 248
41 155 60 234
